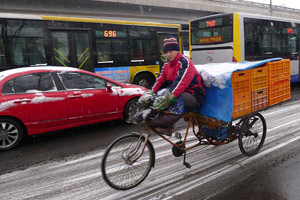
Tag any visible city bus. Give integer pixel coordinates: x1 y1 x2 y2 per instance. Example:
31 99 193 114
190 12 300 82
0 13 182 88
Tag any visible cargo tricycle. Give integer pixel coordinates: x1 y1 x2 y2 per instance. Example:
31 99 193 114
101 106 266 190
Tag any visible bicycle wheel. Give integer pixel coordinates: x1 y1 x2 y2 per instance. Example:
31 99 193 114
101 134 155 190
238 113 267 156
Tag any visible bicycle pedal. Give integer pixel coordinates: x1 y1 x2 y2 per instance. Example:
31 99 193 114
183 162 192 169
174 132 182 139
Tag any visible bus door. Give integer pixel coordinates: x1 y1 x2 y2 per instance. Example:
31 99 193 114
51 31 91 69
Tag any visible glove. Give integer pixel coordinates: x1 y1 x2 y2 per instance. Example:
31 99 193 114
138 90 155 107
152 90 176 111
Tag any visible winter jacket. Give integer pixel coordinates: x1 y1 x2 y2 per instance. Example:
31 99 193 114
152 52 205 104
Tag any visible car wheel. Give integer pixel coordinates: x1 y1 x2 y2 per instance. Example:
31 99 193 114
124 98 138 123
133 73 154 89
0 118 24 151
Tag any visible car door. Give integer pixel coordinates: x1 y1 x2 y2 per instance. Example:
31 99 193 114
1 72 70 131
56 71 121 124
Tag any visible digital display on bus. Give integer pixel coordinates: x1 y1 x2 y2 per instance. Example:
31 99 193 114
190 14 233 45
198 36 223 44
198 17 224 29
96 30 127 38
286 28 294 34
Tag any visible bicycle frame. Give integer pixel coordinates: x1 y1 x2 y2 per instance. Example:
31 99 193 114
101 109 267 190
131 111 245 165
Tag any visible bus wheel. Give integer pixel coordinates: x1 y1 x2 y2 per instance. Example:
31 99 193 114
133 74 154 89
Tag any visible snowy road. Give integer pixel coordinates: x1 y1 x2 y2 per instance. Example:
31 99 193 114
1 87 300 199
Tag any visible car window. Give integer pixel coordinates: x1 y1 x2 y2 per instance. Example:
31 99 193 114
57 72 110 90
2 72 57 94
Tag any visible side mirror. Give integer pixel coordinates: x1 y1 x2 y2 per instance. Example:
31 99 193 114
106 82 112 92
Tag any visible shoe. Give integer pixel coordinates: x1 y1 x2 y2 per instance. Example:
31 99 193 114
156 127 173 136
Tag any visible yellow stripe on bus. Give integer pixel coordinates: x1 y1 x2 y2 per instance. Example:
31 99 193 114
233 12 241 62
178 25 182 52
78 47 89 62
41 16 181 28
55 56 67 67
79 56 90 69
54 48 71 63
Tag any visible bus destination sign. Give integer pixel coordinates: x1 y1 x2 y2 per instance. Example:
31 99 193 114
198 36 223 44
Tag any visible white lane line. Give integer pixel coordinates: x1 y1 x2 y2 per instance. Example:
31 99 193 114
268 118 300 132
163 133 300 200
263 103 300 116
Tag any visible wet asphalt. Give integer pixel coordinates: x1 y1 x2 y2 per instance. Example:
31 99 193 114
207 144 300 200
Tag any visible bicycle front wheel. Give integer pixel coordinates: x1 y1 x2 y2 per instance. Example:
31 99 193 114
101 134 155 190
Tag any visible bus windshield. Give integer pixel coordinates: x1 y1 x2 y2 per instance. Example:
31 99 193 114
191 14 233 45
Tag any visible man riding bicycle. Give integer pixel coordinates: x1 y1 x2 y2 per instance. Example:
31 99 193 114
139 36 206 136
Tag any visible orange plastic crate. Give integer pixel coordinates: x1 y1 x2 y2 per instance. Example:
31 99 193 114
232 70 251 119
251 66 268 91
251 88 268 112
232 70 251 97
232 93 251 119
268 79 291 106
266 59 291 84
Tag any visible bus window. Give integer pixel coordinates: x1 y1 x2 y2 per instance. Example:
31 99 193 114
96 39 112 63
181 24 189 52
0 24 6 67
143 39 157 62
0 38 6 67
112 39 129 65
52 32 70 67
245 19 298 60
282 23 297 57
95 28 129 66
7 20 45 66
262 34 272 55
74 32 91 70
129 27 150 63
130 39 144 60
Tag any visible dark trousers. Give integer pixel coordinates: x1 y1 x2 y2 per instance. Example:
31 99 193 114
150 92 200 128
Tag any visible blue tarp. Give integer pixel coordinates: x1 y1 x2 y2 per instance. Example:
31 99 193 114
195 58 282 122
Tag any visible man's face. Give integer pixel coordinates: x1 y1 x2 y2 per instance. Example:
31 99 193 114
164 50 178 61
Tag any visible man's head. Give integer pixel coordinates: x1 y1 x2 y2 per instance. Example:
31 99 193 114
163 36 180 61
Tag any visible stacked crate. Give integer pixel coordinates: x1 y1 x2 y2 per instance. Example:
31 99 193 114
266 59 291 106
231 59 291 119
250 66 268 112
232 70 252 119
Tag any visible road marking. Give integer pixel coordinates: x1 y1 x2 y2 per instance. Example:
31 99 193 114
163 132 300 199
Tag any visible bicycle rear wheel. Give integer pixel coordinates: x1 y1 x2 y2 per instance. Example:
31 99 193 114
101 134 155 190
239 113 267 156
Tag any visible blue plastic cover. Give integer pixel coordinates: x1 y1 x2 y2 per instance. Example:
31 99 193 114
195 58 282 122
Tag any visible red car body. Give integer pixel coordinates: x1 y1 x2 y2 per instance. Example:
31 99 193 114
0 66 147 150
